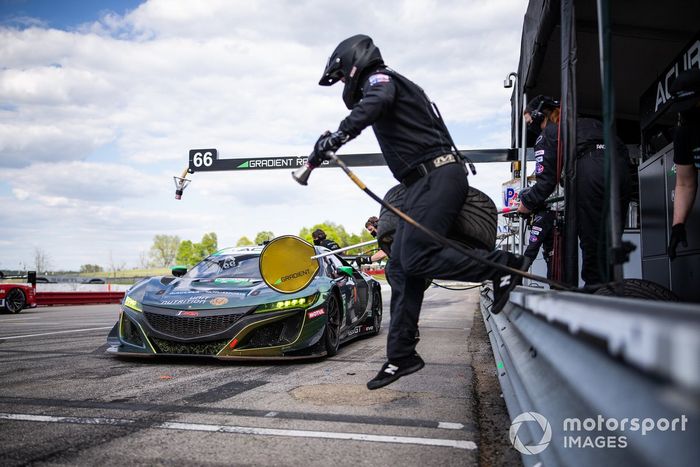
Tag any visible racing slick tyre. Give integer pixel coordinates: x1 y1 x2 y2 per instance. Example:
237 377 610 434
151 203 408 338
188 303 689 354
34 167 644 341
376 184 497 256
593 279 680 301
4 288 26 314
323 294 341 357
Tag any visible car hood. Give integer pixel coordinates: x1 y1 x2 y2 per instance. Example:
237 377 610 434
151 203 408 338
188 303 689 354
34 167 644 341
126 275 327 310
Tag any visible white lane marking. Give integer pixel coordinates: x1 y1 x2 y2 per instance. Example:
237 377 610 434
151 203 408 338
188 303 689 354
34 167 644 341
2 322 63 325
0 317 41 322
0 413 133 426
0 412 477 451
437 422 464 430
0 326 113 340
158 422 477 450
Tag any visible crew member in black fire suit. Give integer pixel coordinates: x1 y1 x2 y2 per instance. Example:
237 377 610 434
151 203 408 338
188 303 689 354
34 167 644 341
311 229 340 250
518 96 630 286
306 35 526 389
365 216 387 263
518 96 561 278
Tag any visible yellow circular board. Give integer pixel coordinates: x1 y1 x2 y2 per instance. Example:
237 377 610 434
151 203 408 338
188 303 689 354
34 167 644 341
259 235 320 294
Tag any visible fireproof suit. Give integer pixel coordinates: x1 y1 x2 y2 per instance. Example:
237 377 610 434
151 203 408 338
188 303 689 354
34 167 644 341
339 66 516 360
521 117 630 286
317 238 340 250
520 121 560 277
575 118 631 286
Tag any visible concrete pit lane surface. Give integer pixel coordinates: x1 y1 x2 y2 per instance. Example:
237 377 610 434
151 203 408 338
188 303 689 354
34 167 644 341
0 285 518 466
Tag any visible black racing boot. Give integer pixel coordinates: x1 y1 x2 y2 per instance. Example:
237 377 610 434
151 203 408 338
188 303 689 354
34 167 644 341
367 353 425 390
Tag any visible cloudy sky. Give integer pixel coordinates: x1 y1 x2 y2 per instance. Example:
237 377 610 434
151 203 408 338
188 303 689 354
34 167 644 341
0 0 527 271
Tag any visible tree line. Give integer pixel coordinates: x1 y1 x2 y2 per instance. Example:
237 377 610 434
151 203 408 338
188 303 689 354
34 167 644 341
140 221 375 269
67 222 376 273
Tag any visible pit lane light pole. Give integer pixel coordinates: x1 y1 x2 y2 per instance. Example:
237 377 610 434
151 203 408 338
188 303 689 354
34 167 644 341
504 72 527 255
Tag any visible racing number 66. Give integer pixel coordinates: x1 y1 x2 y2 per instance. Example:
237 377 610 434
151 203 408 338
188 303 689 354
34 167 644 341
188 148 218 171
192 151 213 167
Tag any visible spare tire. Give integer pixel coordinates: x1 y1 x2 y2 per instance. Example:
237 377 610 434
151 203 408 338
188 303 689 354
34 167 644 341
376 183 497 256
593 278 680 301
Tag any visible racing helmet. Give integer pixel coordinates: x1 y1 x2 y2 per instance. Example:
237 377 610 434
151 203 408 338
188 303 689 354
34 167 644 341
525 95 560 129
319 34 384 109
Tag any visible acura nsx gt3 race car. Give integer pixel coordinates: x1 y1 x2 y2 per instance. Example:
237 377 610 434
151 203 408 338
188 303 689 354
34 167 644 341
107 238 382 359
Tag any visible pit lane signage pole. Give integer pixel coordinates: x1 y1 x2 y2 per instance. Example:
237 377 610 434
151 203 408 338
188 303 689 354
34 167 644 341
187 149 386 173
186 148 524 174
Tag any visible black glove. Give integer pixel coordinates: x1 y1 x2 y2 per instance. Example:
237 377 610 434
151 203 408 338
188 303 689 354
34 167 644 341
308 130 349 167
668 223 687 260
355 255 372 267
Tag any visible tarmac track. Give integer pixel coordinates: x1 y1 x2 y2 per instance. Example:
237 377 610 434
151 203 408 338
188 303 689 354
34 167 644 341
0 285 518 466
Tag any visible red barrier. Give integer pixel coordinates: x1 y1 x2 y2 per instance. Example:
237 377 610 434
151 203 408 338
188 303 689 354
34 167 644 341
366 269 386 275
36 292 125 306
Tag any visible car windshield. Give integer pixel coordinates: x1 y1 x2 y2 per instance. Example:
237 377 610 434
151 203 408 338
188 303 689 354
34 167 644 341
184 254 261 280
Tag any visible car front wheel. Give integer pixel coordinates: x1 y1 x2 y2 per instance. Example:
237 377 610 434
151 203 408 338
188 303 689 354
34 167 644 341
323 294 341 357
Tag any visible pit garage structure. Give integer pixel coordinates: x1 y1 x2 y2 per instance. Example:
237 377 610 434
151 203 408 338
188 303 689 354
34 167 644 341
512 0 700 298
490 1 700 466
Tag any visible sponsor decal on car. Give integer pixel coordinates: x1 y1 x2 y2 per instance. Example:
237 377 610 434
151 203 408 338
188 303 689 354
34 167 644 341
160 296 209 306
209 297 229 306
214 290 249 298
307 308 325 319
177 310 200 317
214 278 255 285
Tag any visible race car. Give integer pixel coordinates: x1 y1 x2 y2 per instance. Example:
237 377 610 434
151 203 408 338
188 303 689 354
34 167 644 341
106 240 382 359
0 283 37 314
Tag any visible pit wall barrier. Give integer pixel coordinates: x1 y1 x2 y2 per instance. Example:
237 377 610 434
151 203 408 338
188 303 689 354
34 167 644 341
480 285 700 467
36 292 125 306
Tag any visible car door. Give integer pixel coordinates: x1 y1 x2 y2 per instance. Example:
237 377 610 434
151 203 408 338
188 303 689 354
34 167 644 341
337 256 370 322
323 254 357 326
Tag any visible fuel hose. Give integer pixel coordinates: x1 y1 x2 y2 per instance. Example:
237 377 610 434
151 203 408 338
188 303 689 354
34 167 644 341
294 153 575 291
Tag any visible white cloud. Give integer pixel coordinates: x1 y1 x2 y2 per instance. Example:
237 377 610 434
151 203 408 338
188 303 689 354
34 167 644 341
0 0 527 270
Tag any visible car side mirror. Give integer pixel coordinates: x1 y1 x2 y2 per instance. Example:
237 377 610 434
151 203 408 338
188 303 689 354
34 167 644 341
171 266 187 277
337 266 354 277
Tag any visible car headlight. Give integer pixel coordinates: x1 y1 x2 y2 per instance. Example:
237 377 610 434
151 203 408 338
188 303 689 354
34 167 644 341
124 295 143 312
255 293 318 313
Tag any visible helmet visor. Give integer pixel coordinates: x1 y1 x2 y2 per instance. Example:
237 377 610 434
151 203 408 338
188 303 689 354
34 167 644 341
319 56 343 86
